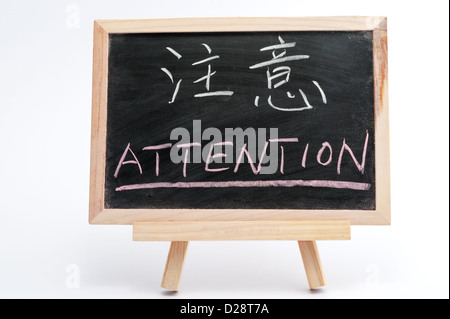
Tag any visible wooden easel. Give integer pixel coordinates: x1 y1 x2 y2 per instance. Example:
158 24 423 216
133 220 351 290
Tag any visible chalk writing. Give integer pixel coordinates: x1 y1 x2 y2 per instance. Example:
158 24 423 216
105 30 377 210
193 43 234 98
249 36 327 112
113 121 370 191
159 36 327 110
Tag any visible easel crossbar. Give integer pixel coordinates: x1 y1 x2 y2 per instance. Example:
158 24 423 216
133 220 351 241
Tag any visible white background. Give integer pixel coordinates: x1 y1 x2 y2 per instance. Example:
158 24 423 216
0 0 448 299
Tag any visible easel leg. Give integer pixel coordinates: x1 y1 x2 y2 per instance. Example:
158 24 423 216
161 241 189 291
298 241 327 289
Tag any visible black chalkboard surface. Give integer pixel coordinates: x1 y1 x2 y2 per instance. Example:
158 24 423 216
104 31 375 210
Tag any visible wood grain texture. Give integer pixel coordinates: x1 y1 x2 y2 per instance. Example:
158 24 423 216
89 21 108 223
161 241 189 291
298 241 327 289
93 208 387 225
373 18 391 225
96 16 387 33
133 221 351 241
89 17 390 225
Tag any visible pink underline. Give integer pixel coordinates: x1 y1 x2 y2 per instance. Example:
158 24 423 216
115 180 371 192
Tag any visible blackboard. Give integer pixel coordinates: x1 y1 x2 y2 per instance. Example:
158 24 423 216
90 18 390 225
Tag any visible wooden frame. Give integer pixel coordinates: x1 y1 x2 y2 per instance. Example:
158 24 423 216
90 17 390 225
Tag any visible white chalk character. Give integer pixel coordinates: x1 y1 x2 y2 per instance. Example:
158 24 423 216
161 47 183 104
249 36 327 112
192 43 234 98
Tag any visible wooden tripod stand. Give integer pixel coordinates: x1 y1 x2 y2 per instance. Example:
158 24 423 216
133 220 351 290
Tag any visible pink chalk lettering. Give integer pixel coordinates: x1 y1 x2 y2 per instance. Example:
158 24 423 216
116 179 371 192
317 142 333 166
234 141 269 174
177 143 201 149
142 143 172 176
205 142 233 172
269 138 298 174
337 131 369 175
142 143 173 151
302 143 309 168
156 153 159 176
269 138 299 143
114 143 142 178
122 161 138 165
177 142 201 177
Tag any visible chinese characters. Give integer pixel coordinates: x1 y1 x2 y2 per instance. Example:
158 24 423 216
249 36 327 111
160 36 327 112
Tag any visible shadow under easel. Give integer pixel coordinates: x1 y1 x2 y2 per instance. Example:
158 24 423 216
161 290 179 297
